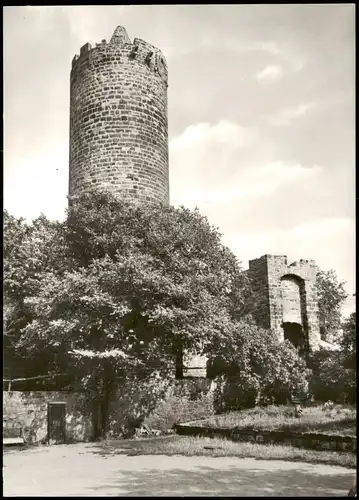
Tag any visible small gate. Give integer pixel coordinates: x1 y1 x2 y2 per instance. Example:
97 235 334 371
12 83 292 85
47 402 66 445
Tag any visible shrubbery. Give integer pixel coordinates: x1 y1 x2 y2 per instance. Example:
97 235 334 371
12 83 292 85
308 348 354 403
211 320 311 412
4 190 250 438
4 188 355 436
308 313 356 404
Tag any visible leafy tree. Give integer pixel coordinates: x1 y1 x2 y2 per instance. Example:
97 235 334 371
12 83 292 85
341 312 356 370
308 313 356 404
3 211 67 386
316 268 348 343
308 347 355 404
210 320 311 411
5 190 250 438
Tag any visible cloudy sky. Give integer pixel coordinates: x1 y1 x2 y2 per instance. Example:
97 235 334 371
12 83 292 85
4 5 355 315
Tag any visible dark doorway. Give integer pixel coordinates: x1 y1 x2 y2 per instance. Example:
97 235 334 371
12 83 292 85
283 322 306 352
48 402 66 445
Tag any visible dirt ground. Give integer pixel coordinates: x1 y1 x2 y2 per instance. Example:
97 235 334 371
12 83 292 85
3 442 355 497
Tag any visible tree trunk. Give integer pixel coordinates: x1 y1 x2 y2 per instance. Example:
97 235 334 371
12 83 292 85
91 400 102 441
99 362 115 439
91 394 111 441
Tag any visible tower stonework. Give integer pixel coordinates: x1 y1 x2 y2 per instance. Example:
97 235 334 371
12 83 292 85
247 255 321 352
69 26 169 204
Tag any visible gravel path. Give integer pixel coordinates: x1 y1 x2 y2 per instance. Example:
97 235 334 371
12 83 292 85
3 443 355 497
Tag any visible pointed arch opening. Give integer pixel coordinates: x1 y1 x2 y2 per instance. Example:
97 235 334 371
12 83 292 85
280 274 308 354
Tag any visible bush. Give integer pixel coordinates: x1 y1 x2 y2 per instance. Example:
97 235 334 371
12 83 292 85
214 374 260 413
212 321 311 412
308 348 356 404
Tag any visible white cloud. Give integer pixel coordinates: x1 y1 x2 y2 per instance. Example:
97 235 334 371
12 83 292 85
4 144 69 222
268 103 314 126
170 120 252 152
61 6 132 45
197 162 321 205
254 41 282 56
195 36 304 74
256 64 284 82
169 121 354 300
221 217 356 296
199 38 283 57
236 161 322 198
255 42 304 73
169 121 322 207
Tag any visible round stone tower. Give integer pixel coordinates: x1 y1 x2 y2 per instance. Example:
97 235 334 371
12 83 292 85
69 26 169 204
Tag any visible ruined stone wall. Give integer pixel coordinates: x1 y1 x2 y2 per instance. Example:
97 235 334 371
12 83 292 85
3 382 216 444
144 379 216 430
281 276 303 324
110 378 216 434
3 392 92 444
69 26 169 204
246 256 271 330
4 364 216 443
247 255 320 351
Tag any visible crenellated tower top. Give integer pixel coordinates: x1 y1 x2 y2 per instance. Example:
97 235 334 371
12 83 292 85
71 25 168 86
69 25 170 204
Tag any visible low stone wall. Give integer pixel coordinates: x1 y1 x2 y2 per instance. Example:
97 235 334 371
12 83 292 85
107 378 217 436
3 392 93 444
144 379 216 431
174 423 357 453
3 379 217 443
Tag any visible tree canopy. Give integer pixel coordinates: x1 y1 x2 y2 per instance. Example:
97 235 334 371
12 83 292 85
5 190 352 435
3 211 67 384
4 190 251 434
316 268 348 343
341 312 356 371
210 319 310 410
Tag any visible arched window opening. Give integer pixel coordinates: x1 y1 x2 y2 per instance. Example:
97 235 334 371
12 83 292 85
281 274 304 325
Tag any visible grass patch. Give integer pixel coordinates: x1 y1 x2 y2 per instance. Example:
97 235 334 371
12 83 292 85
195 404 356 436
95 435 356 469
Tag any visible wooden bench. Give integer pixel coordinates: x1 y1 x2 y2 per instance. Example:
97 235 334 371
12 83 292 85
3 426 26 445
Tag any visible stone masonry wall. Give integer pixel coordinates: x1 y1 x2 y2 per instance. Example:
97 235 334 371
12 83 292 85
3 381 217 443
246 256 271 329
3 392 93 444
107 377 216 436
69 26 169 204
281 276 303 324
247 255 320 351
175 422 356 453
143 379 216 431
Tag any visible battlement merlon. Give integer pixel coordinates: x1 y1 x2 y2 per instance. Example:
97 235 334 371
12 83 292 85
248 254 288 271
287 259 318 281
289 258 317 269
248 254 318 281
132 38 168 69
110 25 130 45
71 26 168 78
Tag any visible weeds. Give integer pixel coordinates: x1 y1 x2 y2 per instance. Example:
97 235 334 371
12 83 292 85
97 435 356 468
196 404 356 436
